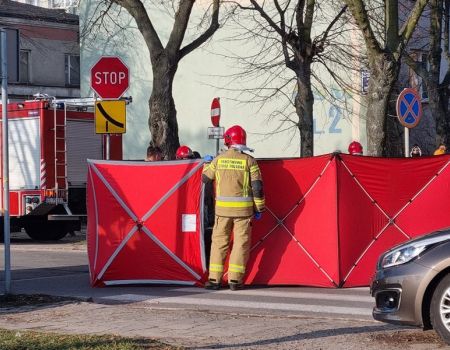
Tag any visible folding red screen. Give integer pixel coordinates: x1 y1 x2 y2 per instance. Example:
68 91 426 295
87 159 206 287
245 155 339 287
87 155 450 288
337 154 450 287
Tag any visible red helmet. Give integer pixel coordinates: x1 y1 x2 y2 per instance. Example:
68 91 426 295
224 125 247 147
176 145 193 159
348 141 363 155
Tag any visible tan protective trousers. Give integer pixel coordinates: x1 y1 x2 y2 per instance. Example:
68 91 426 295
208 215 252 284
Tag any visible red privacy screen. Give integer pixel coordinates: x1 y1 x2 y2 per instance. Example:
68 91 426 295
87 155 450 287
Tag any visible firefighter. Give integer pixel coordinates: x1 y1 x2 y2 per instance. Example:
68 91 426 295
410 144 422 157
176 145 194 159
348 141 363 155
145 145 162 161
433 143 447 156
202 125 265 291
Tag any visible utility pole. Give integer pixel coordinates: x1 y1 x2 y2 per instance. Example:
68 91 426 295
1 28 11 294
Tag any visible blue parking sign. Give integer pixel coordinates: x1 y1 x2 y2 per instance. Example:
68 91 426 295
396 88 422 128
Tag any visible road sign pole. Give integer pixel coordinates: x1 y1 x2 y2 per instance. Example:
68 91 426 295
1 28 11 294
106 134 110 160
211 98 221 156
405 127 409 158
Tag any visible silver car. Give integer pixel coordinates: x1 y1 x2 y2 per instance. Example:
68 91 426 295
371 229 450 344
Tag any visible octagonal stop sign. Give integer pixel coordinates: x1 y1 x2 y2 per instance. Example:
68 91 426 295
91 56 129 99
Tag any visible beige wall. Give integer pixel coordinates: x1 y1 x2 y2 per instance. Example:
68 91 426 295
79 1 366 159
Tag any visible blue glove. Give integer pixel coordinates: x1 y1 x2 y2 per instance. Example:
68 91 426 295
203 155 214 162
254 212 262 220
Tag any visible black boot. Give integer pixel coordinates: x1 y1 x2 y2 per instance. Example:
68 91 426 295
229 281 243 291
205 281 221 290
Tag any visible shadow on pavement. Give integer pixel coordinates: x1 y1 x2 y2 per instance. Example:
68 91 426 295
0 265 88 283
191 324 413 349
6 230 86 245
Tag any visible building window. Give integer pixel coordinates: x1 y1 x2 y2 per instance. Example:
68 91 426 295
19 50 30 83
51 0 74 8
65 54 80 86
418 53 429 100
411 52 429 101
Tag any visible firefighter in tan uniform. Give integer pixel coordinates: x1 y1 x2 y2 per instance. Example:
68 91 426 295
202 125 265 291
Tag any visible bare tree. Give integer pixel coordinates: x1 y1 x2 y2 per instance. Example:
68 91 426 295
230 1 349 157
344 0 429 156
406 0 450 146
83 0 220 159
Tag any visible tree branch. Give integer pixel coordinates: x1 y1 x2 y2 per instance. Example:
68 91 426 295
249 0 286 38
343 0 382 56
397 0 430 55
179 0 221 59
314 5 348 51
111 0 164 58
303 0 316 39
166 0 195 56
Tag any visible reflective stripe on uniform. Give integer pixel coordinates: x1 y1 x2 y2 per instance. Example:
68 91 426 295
215 171 221 196
216 201 253 208
243 171 249 197
229 264 245 273
216 196 253 202
254 198 265 205
209 263 224 272
250 165 259 174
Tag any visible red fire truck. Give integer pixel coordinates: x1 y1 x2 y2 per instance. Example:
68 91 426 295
0 98 122 241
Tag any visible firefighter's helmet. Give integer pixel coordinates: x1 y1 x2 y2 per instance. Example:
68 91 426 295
348 141 363 155
176 145 193 159
224 125 247 147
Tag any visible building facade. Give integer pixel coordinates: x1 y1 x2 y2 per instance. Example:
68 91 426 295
0 0 80 101
79 2 366 159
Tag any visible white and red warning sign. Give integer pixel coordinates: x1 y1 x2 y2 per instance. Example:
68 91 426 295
210 97 221 127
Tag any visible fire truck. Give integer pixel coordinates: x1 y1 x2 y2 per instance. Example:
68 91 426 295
0 98 122 241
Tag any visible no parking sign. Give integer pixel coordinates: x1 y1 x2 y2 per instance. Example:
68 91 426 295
396 88 422 128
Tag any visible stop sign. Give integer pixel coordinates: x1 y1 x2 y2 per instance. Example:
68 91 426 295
90 56 129 99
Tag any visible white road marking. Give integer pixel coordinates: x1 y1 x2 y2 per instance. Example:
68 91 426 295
100 293 372 316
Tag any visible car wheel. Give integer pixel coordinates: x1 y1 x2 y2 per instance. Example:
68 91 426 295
431 273 450 345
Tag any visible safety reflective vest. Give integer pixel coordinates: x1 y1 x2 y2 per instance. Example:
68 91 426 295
203 148 265 217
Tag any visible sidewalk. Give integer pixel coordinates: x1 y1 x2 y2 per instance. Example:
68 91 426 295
0 297 443 350
0 238 445 349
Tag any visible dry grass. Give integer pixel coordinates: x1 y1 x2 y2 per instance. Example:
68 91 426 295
0 329 180 350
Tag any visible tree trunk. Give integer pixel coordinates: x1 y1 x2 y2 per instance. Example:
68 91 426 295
366 54 399 156
295 63 314 157
427 80 448 146
384 86 404 157
428 0 449 147
148 55 180 159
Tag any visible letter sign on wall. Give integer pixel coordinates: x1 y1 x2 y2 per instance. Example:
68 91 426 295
90 56 129 99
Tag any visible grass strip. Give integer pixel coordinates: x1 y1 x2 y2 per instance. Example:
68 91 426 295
0 329 180 350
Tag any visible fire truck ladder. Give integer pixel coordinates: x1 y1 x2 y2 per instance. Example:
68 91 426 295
53 104 68 202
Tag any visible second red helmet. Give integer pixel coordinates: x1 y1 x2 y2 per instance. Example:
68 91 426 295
348 141 363 155
224 125 247 147
176 145 193 159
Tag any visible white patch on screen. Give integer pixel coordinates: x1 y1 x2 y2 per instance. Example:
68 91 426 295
182 214 197 232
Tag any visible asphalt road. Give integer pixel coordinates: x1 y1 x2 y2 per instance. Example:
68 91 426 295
0 232 448 349
0 231 373 319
